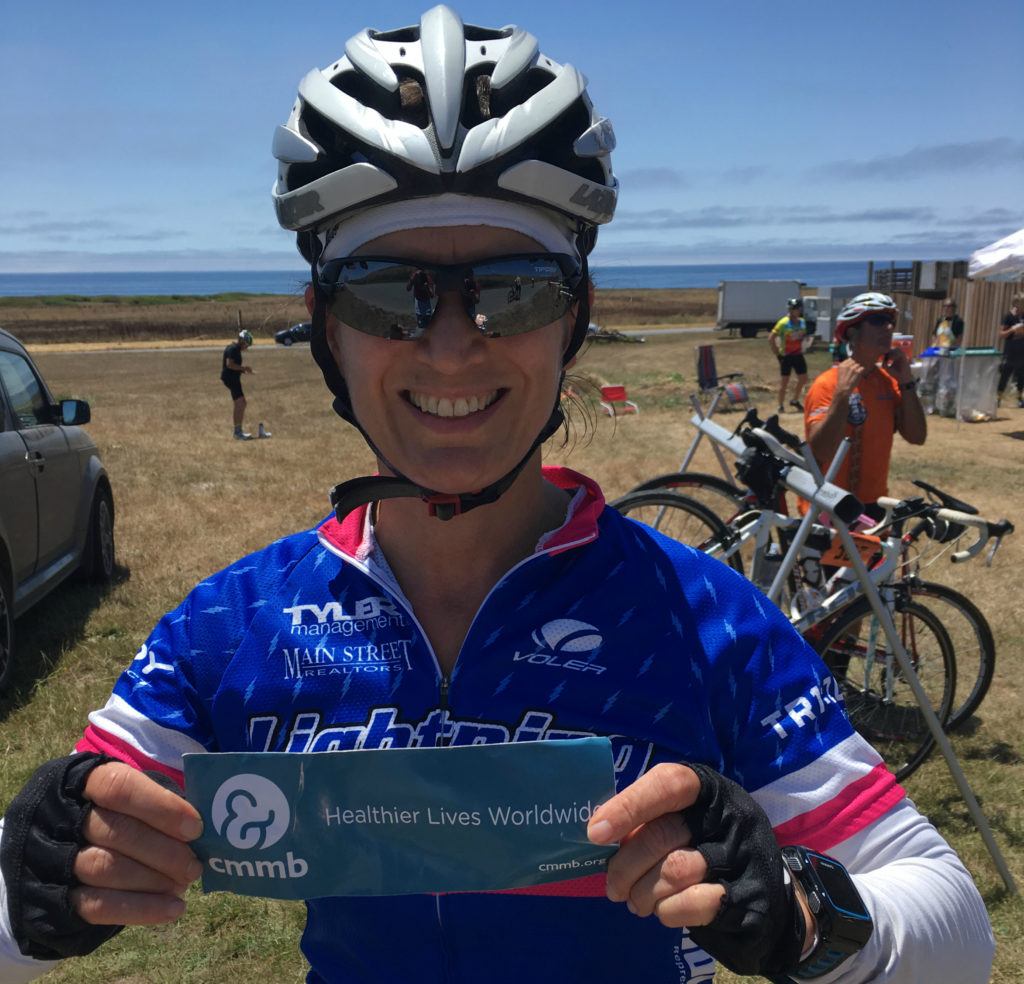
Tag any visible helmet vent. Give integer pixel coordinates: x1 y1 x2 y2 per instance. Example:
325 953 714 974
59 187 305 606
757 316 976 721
489 65 553 119
461 71 494 127
397 76 430 128
371 27 420 43
463 25 510 42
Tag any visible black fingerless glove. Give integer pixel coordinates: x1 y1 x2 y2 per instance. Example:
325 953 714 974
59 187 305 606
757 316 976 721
684 763 805 977
0 751 123 960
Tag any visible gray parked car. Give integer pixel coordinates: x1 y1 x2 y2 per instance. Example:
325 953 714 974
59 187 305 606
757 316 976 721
0 328 115 690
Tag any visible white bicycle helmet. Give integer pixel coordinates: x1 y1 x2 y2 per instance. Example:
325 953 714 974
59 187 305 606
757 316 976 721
273 6 617 522
272 4 617 254
834 292 898 343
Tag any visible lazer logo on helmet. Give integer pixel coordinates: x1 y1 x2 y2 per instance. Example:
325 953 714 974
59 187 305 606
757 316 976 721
512 619 606 674
207 775 309 881
569 183 615 219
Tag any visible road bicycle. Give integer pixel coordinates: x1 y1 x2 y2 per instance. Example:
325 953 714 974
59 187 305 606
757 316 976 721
612 414 1013 778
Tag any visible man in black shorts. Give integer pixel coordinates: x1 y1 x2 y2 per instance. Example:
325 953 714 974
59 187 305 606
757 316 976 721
221 329 254 439
769 298 812 413
997 294 1024 408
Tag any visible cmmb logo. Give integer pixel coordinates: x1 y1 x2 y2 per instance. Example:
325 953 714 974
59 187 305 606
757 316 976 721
212 774 291 850
207 774 308 882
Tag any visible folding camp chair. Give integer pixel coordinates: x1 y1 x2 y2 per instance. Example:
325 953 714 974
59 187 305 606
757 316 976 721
599 385 639 417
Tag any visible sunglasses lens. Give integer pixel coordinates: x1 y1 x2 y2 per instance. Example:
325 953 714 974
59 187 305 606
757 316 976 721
319 255 578 339
865 314 894 327
472 256 575 337
321 260 431 340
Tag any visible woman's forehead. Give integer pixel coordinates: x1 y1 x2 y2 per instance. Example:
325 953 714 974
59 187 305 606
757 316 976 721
353 225 545 262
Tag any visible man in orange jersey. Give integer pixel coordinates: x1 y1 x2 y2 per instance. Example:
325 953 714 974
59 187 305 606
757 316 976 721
805 293 926 513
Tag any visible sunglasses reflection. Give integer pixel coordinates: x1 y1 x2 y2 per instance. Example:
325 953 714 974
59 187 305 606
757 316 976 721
406 268 437 330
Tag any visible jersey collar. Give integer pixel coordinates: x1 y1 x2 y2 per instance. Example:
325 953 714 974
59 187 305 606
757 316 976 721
317 465 605 561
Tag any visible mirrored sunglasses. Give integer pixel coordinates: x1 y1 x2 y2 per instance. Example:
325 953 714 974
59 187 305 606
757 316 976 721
318 253 583 340
863 313 896 328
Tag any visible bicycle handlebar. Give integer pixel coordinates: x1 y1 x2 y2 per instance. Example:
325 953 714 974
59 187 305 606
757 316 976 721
874 495 1014 565
911 478 979 516
762 415 804 453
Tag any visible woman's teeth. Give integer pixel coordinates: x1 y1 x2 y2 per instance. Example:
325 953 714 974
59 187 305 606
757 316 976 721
409 390 498 418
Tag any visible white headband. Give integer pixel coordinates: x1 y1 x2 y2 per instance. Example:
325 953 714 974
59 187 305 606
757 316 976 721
318 194 579 265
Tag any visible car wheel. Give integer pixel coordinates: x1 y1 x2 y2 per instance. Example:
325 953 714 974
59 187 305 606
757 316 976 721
739 324 758 338
283 336 294 347
0 573 13 692
83 487 115 583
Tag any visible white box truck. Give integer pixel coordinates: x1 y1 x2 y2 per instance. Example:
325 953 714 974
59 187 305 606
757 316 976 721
716 280 802 338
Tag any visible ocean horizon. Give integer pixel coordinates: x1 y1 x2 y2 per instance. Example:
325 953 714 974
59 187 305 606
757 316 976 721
0 260 875 298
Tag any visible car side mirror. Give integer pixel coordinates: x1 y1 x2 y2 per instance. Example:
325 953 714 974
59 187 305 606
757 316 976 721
60 399 91 425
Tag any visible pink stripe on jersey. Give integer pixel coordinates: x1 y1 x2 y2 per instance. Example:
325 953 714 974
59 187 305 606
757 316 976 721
772 762 904 852
77 725 185 788
319 503 370 559
539 466 605 554
477 873 607 898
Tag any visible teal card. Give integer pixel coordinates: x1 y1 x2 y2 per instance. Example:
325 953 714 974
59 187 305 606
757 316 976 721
183 738 616 900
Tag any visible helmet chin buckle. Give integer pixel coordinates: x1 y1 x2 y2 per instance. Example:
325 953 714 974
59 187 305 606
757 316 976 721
426 494 462 521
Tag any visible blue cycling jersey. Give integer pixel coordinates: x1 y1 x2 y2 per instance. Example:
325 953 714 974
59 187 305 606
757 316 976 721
79 467 902 983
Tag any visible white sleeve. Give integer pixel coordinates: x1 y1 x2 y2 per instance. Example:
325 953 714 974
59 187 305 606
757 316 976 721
811 798 994 984
0 819 60 983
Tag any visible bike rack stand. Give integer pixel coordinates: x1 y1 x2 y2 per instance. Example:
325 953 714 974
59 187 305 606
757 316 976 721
681 391 741 484
691 414 1018 893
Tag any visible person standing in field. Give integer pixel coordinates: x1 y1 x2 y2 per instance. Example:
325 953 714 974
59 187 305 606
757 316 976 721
804 293 927 514
221 329 254 439
769 297 811 414
997 294 1024 408
0 9 993 984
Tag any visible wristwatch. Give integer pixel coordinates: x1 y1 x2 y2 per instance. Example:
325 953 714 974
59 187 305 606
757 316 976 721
779 846 873 980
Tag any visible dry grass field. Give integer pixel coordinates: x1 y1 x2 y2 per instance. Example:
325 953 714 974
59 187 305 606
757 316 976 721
1 327 1021 982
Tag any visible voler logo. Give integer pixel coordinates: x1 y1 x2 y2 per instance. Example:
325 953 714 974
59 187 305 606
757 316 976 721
208 775 309 882
212 774 290 850
513 619 606 674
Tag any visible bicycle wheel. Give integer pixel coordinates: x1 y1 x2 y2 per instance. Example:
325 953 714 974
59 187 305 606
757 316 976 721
900 579 995 732
612 490 744 574
813 597 956 782
627 472 747 524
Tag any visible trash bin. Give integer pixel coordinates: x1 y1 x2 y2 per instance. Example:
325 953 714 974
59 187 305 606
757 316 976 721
914 349 1000 421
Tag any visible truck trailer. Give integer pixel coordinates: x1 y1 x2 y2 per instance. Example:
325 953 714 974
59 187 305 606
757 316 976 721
716 280 802 337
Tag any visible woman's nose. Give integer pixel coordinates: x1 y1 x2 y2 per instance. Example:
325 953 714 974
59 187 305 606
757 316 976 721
417 295 487 370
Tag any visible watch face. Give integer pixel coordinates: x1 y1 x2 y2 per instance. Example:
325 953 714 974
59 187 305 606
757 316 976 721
809 854 870 920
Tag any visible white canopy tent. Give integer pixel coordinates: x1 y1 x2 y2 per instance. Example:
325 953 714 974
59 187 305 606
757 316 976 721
968 226 1024 280
955 227 1024 422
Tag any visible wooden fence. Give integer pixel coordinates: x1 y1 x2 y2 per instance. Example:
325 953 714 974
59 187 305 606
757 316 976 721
893 277 1024 352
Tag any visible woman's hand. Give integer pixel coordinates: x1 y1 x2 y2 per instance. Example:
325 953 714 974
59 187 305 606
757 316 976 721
72 763 204 926
587 762 721 925
587 762 811 977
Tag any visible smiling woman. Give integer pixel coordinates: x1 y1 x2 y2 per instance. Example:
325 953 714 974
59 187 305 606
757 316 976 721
0 6 994 984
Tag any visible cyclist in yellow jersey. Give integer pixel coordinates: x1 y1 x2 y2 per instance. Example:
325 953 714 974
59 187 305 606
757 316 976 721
769 298 812 413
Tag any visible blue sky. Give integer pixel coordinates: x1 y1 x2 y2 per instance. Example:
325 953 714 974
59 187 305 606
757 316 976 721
2 0 1021 272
